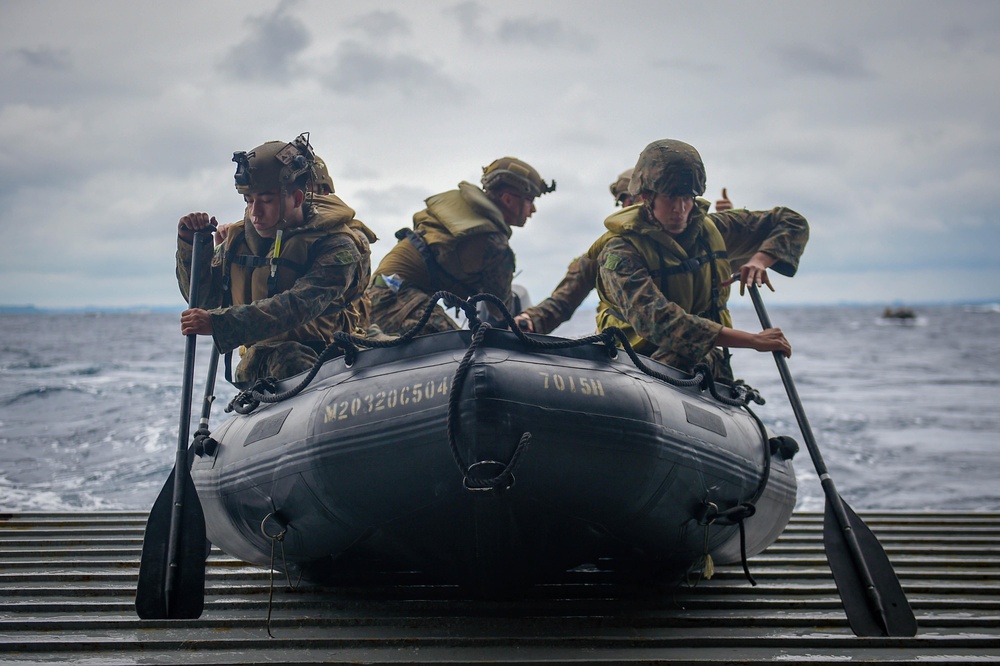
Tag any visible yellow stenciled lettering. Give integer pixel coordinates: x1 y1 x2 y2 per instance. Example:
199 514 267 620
323 375 450 424
537 371 606 398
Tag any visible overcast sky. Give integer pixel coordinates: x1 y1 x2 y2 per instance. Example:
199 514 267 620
2 0 999 310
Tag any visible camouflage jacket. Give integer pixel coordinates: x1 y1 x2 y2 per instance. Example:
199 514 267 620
372 182 516 312
176 194 376 354
594 199 808 371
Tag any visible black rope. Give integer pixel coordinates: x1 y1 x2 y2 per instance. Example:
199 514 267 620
226 291 766 415
696 500 760 587
738 518 758 586
442 321 532 491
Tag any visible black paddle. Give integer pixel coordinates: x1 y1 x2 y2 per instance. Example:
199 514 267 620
136 231 212 620
748 285 917 637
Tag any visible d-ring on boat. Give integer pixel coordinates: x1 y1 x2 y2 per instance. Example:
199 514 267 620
189 293 799 591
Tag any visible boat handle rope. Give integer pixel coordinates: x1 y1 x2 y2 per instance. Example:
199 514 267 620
447 320 530 491
688 401 775 589
226 291 764 415
260 512 295 638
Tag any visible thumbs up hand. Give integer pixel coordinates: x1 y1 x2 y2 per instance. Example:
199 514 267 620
715 187 733 212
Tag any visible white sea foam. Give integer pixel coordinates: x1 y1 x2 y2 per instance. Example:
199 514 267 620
1 306 998 512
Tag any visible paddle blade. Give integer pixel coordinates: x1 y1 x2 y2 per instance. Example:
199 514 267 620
824 497 917 637
136 468 208 619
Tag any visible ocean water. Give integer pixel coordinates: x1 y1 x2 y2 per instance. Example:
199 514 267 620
1 302 998 513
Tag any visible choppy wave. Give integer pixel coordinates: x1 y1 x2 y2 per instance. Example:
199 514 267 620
1 305 999 512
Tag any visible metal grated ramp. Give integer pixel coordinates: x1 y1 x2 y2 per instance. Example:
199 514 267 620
1 511 999 664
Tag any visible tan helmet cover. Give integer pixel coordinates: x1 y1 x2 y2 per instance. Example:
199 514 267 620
481 157 555 198
628 139 706 198
609 168 634 203
233 133 316 195
311 155 335 194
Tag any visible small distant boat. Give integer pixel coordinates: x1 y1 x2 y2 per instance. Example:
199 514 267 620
882 306 916 321
191 325 798 592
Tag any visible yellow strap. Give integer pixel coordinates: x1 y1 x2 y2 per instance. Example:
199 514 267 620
270 229 283 278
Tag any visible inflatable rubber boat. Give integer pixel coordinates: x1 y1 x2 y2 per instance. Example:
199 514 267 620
190 322 798 590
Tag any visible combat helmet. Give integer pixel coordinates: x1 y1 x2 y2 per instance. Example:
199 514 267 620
609 168 634 205
481 157 555 198
311 155 335 195
628 139 706 198
233 132 317 195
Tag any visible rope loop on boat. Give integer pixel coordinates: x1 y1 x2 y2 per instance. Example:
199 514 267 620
224 292 471 414
224 290 764 415
442 319 533 492
694 500 760 587
259 511 294 638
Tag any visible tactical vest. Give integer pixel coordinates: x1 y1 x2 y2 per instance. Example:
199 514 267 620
592 203 733 355
380 182 514 299
220 198 374 344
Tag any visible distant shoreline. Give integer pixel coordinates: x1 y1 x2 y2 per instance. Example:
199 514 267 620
2 299 998 315
0 305 184 315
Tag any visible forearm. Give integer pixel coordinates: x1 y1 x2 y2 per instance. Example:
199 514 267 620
211 248 361 351
712 207 809 276
715 327 759 350
521 256 595 334
716 325 791 357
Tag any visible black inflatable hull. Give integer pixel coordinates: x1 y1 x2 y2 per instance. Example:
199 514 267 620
191 329 796 588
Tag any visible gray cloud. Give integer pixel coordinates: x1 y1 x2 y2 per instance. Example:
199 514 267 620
351 185 430 221
447 2 591 51
497 16 592 51
323 40 460 97
775 43 872 79
2 0 999 308
2 45 135 107
219 0 311 83
349 10 411 39
446 1 485 41
12 46 71 71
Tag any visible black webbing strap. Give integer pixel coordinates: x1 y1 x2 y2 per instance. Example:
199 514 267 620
395 228 444 286
656 248 729 278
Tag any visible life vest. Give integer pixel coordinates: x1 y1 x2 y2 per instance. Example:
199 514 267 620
591 200 733 355
220 194 376 343
375 182 515 299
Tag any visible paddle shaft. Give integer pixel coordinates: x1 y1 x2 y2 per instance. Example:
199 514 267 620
198 350 220 434
748 285 890 635
164 231 210 615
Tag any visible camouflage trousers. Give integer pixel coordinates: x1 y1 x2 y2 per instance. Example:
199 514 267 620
367 283 460 336
232 341 322 389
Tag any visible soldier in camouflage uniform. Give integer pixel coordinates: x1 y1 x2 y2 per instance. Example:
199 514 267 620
366 157 555 335
515 167 736 335
176 134 377 388
592 138 809 381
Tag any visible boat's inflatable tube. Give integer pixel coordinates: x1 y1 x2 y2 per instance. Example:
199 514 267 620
191 328 796 588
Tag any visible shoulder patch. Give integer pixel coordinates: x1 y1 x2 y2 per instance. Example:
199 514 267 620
330 249 357 265
602 253 623 271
